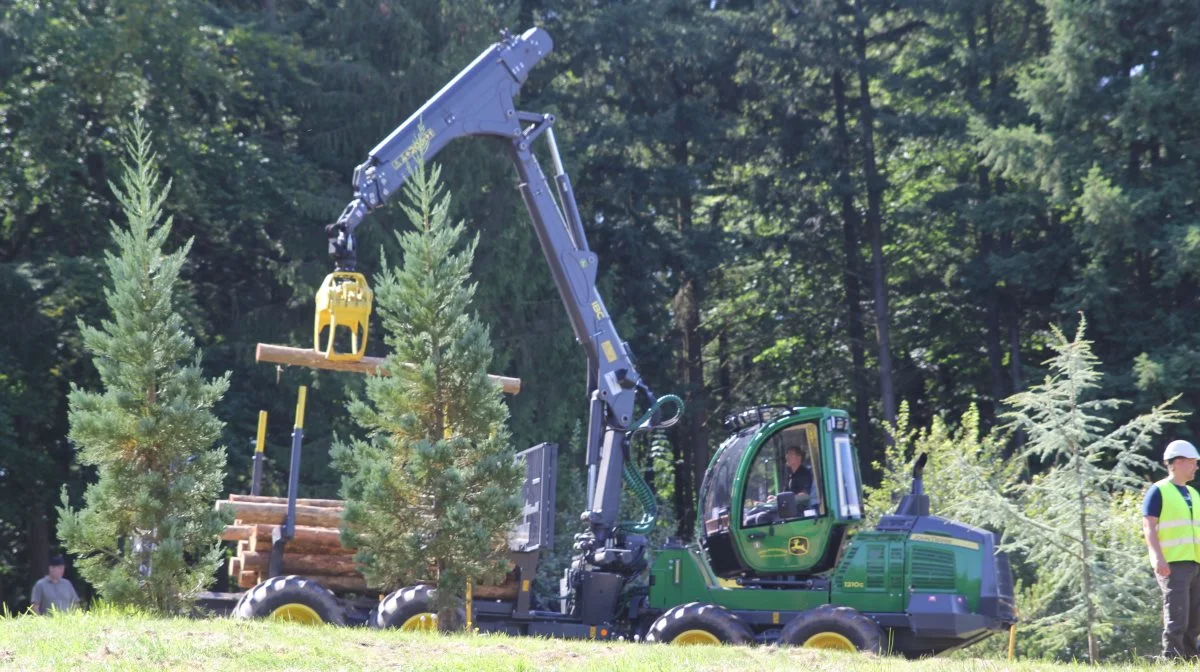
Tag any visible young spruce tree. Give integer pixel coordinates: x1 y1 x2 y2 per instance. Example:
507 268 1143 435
58 116 230 614
332 148 523 630
963 318 1182 663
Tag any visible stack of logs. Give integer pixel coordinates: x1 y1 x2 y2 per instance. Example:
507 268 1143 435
217 494 367 593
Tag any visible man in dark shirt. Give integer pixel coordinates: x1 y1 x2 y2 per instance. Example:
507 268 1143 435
785 445 814 497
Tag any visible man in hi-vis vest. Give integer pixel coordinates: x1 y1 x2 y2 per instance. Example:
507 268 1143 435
1143 439 1200 660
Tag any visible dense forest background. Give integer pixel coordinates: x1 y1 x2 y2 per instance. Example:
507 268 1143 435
2 0 1198 614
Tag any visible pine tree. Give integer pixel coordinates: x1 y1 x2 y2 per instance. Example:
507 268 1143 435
962 317 1183 662
57 116 231 614
332 145 523 630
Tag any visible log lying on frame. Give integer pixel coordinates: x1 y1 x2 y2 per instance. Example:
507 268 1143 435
303 575 368 594
239 551 360 576
238 570 260 590
255 343 521 395
228 494 345 509
221 523 344 546
246 529 354 556
216 500 343 528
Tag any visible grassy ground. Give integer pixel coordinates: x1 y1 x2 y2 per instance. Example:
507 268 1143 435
0 611 1185 672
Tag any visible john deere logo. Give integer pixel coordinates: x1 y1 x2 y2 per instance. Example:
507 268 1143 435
788 536 810 556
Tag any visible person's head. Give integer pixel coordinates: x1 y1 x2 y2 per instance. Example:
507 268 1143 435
48 555 65 580
1165 440 1200 482
785 445 805 471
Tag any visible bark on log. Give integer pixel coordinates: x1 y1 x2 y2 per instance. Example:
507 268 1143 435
239 551 360 576
228 494 345 509
255 343 521 395
221 525 258 542
473 581 519 601
238 570 260 590
303 575 369 594
216 500 343 528
222 522 352 555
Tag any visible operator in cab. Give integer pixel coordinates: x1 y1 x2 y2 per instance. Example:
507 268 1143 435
785 445 814 498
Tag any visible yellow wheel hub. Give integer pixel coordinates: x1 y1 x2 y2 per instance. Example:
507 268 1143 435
268 603 323 625
400 612 438 632
803 631 855 651
672 629 722 645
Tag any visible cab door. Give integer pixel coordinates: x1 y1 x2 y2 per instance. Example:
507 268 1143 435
731 412 862 575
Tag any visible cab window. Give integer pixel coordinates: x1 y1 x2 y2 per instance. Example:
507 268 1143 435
741 423 825 528
701 432 751 535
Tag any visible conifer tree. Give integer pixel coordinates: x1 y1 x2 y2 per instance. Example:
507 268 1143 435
57 116 230 614
962 318 1182 662
332 146 523 630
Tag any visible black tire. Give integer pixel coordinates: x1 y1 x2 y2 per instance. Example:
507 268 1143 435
233 575 346 626
373 584 464 631
779 604 883 653
644 602 755 645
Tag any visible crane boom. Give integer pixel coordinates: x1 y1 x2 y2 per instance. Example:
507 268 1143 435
320 27 680 576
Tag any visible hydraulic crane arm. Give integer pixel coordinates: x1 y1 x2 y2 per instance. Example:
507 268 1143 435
322 27 680 570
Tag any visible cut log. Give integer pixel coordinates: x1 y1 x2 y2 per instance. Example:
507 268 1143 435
473 580 519 601
220 524 258 543
239 551 360 576
221 522 352 554
228 557 242 578
255 343 521 395
238 570 260 590
302 575 369 594
228 494 345 509
216 500 343 528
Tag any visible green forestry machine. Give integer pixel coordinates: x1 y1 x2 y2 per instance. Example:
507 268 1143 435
279 27 1016 655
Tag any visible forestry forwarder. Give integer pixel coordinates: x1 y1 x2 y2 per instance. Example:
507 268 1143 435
291 27 1015 655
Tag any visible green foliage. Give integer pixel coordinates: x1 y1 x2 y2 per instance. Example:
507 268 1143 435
56 117 231 614
956 319 1182 662
866 402 1010 529
332 148 523 628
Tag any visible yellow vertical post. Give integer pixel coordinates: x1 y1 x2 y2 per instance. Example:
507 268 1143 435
251 410 269 495
1008 624 1017 660
465 580 473 632
294 386 308 429
255 411 268 453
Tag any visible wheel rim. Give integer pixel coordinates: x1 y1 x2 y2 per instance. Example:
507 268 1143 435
803 631 856 651
269 603 323 625
672 629 722 645
400 612 438 632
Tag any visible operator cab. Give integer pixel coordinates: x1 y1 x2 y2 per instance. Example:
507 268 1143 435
698 406 862 579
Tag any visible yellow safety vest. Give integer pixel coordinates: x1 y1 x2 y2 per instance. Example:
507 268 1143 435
1155 478 1200 564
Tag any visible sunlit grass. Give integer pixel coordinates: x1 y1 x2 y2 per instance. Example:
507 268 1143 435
0 610 1185 671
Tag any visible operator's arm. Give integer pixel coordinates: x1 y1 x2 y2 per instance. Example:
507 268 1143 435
1144 516 1170 576
30 581 43 615
1142 485 1170 577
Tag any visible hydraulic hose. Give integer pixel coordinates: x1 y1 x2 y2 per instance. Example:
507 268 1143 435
618 393 684 534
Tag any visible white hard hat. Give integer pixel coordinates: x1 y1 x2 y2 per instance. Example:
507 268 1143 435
1164 440 1200 461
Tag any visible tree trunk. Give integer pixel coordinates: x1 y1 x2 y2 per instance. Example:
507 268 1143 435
963 7 1008 419
673 274 704 537
831 66 874 458
28 509 49 586
672 120 704 536
853 0 896 429
1076 453 1099 663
